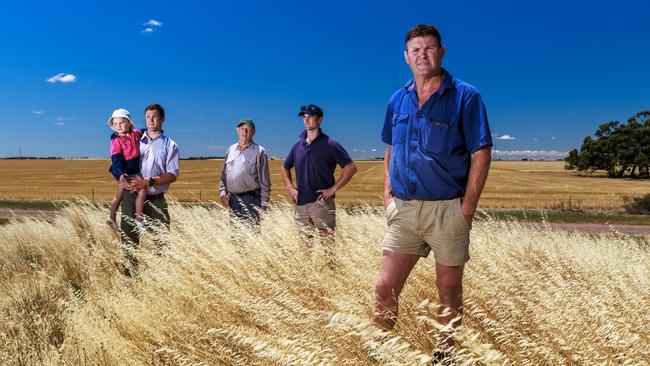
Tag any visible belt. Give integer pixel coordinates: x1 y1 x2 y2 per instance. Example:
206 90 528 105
230 189 260 197
146 192 165 200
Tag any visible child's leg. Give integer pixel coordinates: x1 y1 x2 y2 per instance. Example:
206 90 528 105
135 188 148 222
110 182 126 221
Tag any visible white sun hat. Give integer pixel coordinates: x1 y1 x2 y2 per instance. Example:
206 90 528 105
107 108 134 127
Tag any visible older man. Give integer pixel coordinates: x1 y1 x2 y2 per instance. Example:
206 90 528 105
219 118 271 227
373 24 492 351
122 103 180 266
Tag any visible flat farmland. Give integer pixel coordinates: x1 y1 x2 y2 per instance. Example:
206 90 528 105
0 159 648 209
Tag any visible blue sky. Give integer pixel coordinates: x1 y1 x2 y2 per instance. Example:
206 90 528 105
1 0 648 160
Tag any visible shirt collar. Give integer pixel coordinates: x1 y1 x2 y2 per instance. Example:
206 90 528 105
237 141 256 150
404 68 455 95
299 128 327 141
140 129 165 143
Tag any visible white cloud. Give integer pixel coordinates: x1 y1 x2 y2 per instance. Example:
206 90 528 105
496 134 516 140
142 19 162 33
493 149 569 160
53 116 77 123
551 136 556 140
32 110 44 115
533 137 538 141
46 73 77 84
204 145 225 151
53 122 65 126
144 19 163 27
370 148 377 152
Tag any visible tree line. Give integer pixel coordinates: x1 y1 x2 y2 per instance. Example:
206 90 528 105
565 110 650 178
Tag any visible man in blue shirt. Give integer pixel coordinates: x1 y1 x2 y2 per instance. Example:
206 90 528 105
373 25 492 346
281 104 357 259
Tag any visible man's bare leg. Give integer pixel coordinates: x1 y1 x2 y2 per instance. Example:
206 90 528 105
435 262 464 347
373 250 420 330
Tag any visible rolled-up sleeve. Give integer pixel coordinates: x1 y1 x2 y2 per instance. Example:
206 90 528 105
219 149 229 197
258 147 271 207
166 141 180 177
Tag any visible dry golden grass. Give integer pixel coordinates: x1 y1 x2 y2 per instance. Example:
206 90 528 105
1 160 649 209
0 201 648 365
481 161 650 210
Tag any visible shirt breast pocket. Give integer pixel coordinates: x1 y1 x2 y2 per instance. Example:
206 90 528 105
245 159 257 175
391 113 409 145
421 118 450 154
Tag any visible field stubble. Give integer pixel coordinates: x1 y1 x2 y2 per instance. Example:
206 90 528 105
1 160 649 210
0 201 648 365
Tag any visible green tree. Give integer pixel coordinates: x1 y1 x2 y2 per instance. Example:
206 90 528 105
565 110 650 178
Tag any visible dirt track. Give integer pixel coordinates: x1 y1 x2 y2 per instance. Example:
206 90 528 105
519 222 650 235
1 209 649 235
0 209 59 220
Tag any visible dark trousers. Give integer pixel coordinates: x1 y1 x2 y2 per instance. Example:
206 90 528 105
121 191 170 266
229 190 261 228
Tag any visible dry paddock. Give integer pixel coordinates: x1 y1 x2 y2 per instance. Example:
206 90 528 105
0 160 648 210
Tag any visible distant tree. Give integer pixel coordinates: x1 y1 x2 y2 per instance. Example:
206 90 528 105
565 110 650 178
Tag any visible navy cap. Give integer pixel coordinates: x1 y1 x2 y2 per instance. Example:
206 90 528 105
298 104 323 117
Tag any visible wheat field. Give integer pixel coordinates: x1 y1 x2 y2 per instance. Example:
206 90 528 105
0 201 648 365
1 160 649 210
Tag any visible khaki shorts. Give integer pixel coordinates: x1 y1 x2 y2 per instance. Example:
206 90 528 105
295 197 336 230
382 197 470 266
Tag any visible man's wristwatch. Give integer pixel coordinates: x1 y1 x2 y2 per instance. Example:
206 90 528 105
148 177 156 187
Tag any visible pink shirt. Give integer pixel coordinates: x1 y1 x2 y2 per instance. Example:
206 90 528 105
110 129 143 160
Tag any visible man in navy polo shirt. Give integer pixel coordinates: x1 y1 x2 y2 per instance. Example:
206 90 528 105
281 104 357 254
373 24 492 346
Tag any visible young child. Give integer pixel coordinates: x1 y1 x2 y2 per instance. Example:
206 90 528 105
106 108 147 231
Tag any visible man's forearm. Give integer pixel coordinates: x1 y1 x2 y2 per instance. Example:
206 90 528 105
281 167 294 189
333 162 357 191
384 145 392 196
462 146 491 214
147 172 177 186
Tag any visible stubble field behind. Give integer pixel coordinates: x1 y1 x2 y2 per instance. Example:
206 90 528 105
1 160 648 210
0 202 648 365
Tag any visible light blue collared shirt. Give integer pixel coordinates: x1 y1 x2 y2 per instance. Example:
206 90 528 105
138 130 180 195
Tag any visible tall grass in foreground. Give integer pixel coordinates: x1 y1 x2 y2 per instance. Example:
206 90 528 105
0 201 648 365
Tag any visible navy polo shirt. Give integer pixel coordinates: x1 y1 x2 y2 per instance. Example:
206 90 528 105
283 129 353 205
381 69 492 201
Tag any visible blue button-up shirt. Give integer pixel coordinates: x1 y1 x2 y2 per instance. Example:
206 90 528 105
381 69 492 201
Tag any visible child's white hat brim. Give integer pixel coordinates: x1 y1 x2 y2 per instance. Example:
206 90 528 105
107 108 133 127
